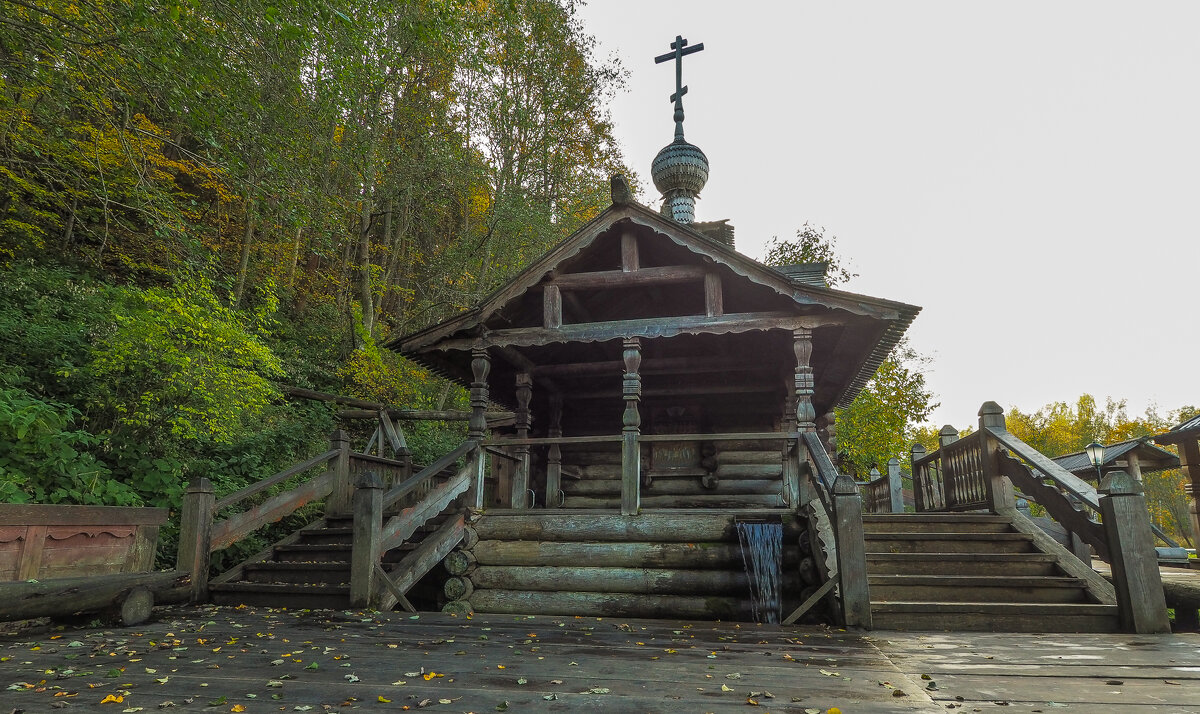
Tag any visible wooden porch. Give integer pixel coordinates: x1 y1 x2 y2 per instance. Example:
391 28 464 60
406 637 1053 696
4 605 1199 712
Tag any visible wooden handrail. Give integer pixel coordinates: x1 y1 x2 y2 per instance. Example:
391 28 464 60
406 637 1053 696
986 428 1101 509
210 471 334 551
801 432 838 493
349 452 410 469
214 449 339 511
383 440 476 509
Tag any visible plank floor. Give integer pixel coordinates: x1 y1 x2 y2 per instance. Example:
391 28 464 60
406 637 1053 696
2 605 1199 712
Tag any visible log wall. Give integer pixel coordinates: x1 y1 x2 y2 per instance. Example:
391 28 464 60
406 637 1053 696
444 512 826 622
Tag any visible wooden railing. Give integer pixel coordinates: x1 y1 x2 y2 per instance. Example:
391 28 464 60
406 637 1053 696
861 474 891 514
482 431 806 513
912 430 991 512
350 439 482 610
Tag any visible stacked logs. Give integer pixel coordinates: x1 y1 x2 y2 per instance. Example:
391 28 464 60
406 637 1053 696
440 513 829 622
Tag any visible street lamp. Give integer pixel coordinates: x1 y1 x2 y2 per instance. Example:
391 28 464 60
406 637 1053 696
1085 441 1105 481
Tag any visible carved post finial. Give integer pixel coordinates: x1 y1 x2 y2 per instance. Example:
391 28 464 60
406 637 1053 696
979 401 1006 430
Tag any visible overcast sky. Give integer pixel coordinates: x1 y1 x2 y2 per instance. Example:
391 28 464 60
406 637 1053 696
576 1 1199 429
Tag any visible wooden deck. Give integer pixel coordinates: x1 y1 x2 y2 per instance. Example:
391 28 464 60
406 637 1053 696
4 606 1200 712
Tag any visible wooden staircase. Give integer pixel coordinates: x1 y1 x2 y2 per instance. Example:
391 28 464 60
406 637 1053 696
209 512 462 610
864 513 1120 632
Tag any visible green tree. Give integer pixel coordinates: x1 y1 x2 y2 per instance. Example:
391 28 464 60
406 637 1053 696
763 223 857 287
762 223 936 475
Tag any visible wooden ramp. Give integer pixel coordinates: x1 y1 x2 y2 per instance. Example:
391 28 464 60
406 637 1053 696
865 513 1121 632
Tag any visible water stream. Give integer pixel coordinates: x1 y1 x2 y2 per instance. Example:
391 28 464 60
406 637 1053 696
735 520 783 624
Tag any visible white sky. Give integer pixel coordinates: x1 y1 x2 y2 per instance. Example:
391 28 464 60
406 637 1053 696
576 1 1199 429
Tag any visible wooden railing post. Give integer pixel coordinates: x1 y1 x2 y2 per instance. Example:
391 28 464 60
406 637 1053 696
979 401 1014 513
327 429 353 515
1099 470 1170 633
177 477 214 603
621 337 642 515
832 474 872 629
511 372 533 510
350 471 383 608
782 438 801 508
546 393 564 508
466 349 491 509
910 443 927 512
886 457 904 514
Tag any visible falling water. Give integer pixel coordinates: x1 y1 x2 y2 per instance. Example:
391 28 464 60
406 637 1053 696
735 520 783 624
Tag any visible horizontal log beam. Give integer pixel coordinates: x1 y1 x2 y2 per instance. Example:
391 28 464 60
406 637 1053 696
468 589 754 620
474 539 796 568
472 566 773 595
338 408 515 423
473 513 803 542
0 504 168 527
0 570 190 622
545 265 706 290
531 356 774 378
422 312 845 351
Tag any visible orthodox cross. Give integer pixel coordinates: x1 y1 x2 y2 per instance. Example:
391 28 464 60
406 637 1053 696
655 35 704 140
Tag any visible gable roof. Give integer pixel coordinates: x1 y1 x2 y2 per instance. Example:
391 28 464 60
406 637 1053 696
1052 438 1180 477
1154 413 1200 446
386 200 920 410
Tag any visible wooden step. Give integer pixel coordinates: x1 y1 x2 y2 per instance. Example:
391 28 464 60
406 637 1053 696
870 601 1120 632
862 514 1013 533
295 528 354 545
864 532 1036 554
868 574 1091 603
273 544 352 562
866 552 1061 576
241 562 350 585
209 582 350 609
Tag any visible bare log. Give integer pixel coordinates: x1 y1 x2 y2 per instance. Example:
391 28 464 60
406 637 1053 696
474 540 797 569
471 565 801 596
469 589 755 620
0 571 189 622
472 513 802 543
443 575 474 600
443 549 478 576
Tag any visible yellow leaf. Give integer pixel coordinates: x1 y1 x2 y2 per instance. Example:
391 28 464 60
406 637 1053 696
101 694 124 704
378 696 391 703
231 706 246 713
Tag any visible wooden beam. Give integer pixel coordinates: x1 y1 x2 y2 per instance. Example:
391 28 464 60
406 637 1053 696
532 355 772 378
546 264 706 290
568 383 783 400
493 345 561 395
704 272 723 317
543 284 562 329
425 312 844 351
621 230 639 272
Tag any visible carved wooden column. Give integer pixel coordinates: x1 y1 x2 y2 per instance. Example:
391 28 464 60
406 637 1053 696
466 348 491 509
621 338 642 516
792 328 816 433
511 372 533 509
546 393 564 508
1181 438 1200 542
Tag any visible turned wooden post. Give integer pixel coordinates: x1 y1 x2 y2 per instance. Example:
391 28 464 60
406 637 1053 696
886 457 904 514
793 328 816 433
1179 438 1200 542
511 372 533 509
177 477 214 603
979 401 1014 513
832 473 872 629
546 393 564 508
910 443 927 512
350 471 383 608
1099 470 1170 633
466 348 491 509
621 337 642 516
327 429 353 515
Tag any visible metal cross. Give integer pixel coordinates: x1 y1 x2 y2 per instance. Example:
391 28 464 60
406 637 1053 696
655 35 704 140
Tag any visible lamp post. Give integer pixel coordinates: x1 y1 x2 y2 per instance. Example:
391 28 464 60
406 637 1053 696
1085 441 1106 481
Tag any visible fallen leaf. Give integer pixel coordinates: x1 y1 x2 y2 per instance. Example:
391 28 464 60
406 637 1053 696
101 694 124 704
378 696 391 703
721 684 733 692
231 706 246 713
